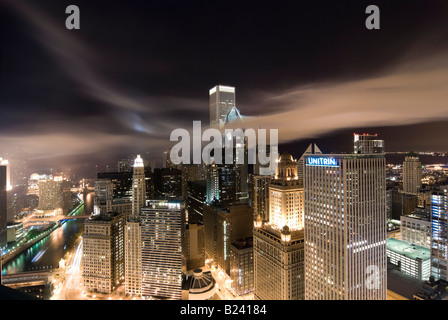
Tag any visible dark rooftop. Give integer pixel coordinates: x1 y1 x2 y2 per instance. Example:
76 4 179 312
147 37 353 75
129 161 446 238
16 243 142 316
387 264 423 299
0 285 37 300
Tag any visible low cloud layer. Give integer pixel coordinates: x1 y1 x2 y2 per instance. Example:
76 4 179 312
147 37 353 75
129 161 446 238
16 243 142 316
236 52 448 143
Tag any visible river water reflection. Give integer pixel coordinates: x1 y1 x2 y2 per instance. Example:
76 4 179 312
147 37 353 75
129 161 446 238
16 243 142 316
2 192 94 275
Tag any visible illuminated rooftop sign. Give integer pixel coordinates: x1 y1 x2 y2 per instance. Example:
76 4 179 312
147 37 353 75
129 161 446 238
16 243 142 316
306 157 338 167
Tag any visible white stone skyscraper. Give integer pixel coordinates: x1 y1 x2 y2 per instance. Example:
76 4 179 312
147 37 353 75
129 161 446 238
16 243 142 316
125 218 142 297
403 155 422 195
253 153 305 300
304 153 387 300
269 153 304 231
132 154 146 217
124 154 147 297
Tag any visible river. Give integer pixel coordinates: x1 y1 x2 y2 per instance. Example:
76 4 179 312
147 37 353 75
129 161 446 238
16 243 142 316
1 191 94 275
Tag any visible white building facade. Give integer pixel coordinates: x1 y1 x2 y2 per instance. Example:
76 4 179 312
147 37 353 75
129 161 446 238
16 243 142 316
304 154 387 300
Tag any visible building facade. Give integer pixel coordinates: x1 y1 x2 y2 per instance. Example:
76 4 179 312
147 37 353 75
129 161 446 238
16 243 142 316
251 175 270 223
153 168 182 198
403 156 422 195
391 190 418 220
230 237 254 295
203 203 219 267
125 219 142 297
401 214 431 248
0 166 7 249
387 238 430 281
140 200 186 300
125 155 147 297
304 153 387 300
132 155 146 217
38 177 71 215
209 85 235 128
297 143 322 187
353 133 385 154
216 204 253 275
97 170 153 200
253 153 305 300
82 212 125 294
186 223 205 271
186 180 206 225
269 153 304 231
431 191 448 281
181 164 201 201
253 224 304 300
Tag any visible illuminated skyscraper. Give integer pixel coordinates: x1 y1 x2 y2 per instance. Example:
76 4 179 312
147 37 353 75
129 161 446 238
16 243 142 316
124 155 147 297
205 147 248 205
97 171 146 199
186 180 206 225
297 143 322 187
0 166 7 249
209 85 236 128
94 179 113 214
230 237 254 295
125 219 142 297
203 203 219 267
206 161 239 205
181 164 200 201
269 153 304 231
216 204 253 275
153 168 182 198
253 223 304 300
354 133 385 154
403 155 422 195
431 189 448 281
304 153 387 300
253 153 305 300
208 84 248 203
140 200 186 300
38 177 71 215
132 155 146 217
203 203 253 272
251 175 270 223
82 212 125 294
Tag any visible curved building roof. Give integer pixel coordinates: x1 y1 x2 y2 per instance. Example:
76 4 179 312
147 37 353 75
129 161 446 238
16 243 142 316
187 269 217 300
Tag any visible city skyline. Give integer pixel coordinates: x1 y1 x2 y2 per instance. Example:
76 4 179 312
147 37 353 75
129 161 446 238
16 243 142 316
2 0 448 305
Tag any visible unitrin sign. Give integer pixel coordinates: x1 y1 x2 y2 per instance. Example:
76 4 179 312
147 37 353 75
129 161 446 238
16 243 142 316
306 157 338 167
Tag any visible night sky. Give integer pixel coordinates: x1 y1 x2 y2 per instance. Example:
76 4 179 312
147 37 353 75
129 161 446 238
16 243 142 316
1 0 448 175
